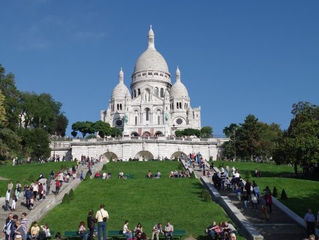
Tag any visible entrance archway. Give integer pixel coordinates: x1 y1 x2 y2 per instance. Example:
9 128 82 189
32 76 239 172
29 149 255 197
135 151 154 161
102 152 118 162
142 131 151 137
155 131 163 137
171 151 188 160
131 132 139 137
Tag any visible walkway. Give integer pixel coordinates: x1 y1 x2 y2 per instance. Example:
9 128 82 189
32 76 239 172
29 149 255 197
190 163 307 240
0 160 105 240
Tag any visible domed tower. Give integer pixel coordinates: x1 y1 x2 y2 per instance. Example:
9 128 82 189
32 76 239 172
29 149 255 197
170 66 201 131
131 26 171 100
100 69 131 129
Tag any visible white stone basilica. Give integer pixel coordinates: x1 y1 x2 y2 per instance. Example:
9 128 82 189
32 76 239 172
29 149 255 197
100 26 201 137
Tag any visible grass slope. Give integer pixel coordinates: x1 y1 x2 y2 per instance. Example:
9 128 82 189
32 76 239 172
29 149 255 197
0 162 74 196
41 161 231 238
215 160 319 217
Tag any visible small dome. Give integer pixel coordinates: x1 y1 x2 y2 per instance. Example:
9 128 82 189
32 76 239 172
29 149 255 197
171 81 189 99
133 26 169 74
112 69 131 99
170 67 189 99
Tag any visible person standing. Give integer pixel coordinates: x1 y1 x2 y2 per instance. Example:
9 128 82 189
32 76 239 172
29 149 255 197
5 189 11 211
304 209 316 237
95 204 109 240
2 213 13 240
20 213 29 240
87 210 96 240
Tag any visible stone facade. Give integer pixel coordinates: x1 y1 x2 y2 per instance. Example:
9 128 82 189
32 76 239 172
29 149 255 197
51 137 228 161
100 26 201 137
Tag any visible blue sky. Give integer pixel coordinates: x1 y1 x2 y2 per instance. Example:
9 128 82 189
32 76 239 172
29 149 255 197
1 0 318 136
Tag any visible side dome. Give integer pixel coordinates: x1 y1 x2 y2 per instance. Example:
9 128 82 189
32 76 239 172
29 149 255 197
112 69 131 99
170 67 189 99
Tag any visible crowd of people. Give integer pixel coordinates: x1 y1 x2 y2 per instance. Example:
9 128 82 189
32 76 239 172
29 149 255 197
205 221 236 240
2 165 80 212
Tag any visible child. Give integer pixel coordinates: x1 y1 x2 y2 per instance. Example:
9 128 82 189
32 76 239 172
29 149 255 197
11 194 17 211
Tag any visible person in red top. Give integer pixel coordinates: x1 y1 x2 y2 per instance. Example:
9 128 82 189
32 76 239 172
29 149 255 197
55 180 61 195
266 193 272 214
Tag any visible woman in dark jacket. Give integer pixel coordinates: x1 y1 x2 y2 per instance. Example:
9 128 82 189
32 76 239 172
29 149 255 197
87 210 96 240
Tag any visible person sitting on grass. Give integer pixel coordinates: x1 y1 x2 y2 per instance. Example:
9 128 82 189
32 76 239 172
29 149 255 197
206 221 217 240
118 171 125 179
169 171 174 178
134 222 143 236
95 172 101 178
147 170 153 179
154 170 161 179
151 223 163 240
122 220 132 239
164 221 174 240
30 222 40 240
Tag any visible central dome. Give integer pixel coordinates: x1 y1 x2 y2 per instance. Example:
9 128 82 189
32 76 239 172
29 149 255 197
132 26 170 84
134 48 169 73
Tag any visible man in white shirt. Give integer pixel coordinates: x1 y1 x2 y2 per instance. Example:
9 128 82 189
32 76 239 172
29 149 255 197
95 204 109 240
164 221 174 240
151 223 163 240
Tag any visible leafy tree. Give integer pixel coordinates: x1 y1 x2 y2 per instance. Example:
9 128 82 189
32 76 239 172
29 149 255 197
200 126 213 138
175 130 184 137
274 102 319 174
0 65 21 130
0 128 21 160
72 121 95 138
55 114 68 137
110 127 122 137
0 89 7 127
93 120 111 138
20 128 50 160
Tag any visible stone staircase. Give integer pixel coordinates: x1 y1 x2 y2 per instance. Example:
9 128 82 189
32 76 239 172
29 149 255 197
0 160 105 239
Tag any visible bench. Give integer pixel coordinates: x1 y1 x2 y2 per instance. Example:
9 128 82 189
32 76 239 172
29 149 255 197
27 230 55 240
108 230 126 240
159 230 186 240
64 231 81 239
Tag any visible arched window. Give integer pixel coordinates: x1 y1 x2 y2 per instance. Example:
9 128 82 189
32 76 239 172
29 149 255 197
158 115 161 125
145 108 150 121
160 88 164 97
138 89 141 95
135 116 138 125
117 104 119 110
120 104 122 110
154 87 159 97
134 90 136 98
179 102 182 109
176 102 179 109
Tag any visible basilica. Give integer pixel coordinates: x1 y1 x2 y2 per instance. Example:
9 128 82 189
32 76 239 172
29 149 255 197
100 26 201 137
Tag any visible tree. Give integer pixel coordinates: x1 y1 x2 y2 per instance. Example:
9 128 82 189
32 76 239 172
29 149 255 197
93 121 111 138
110 127 122 137
72 121 95 138
0 65 21 130
0 89 7 127
20 128 50 160
274 102 319 174
200 126 213 138
55 114 68 137
0 128 21 160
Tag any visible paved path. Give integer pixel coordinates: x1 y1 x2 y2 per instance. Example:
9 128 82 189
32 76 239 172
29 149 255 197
189 163 307 240
0 161 105 239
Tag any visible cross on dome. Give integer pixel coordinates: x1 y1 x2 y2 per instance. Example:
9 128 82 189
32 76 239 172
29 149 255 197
176 66 181 82
119 67 124 82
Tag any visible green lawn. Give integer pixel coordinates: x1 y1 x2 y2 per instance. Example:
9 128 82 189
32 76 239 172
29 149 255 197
0 161 75 196
215 160 319 217
40 161 236 239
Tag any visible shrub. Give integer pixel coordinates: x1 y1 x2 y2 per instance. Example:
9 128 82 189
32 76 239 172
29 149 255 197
281 189 288 200
201 189 211 202
273 187 278 197
69 189 74 200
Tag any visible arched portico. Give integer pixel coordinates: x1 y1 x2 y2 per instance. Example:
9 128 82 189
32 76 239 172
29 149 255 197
131 132 139 137
155 131 163 137
102 152 118 162
135 150 154 161
142 131 151 137
171 151 188 160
